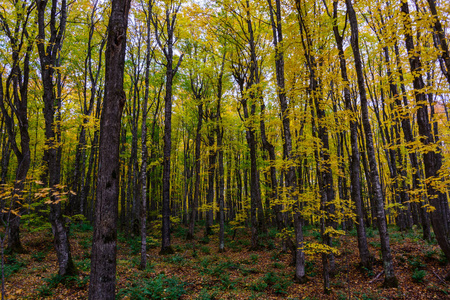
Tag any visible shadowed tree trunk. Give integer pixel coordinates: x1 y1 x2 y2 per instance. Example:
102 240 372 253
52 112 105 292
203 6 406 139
216 52 226 252
88 0 131 297
346 0 397 287
187 98 203 240
401 1 450 262
149 0 184 255
36 0 76 276
0 2 34 253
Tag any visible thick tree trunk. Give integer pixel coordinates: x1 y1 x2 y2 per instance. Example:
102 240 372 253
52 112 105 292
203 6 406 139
88 0 130 298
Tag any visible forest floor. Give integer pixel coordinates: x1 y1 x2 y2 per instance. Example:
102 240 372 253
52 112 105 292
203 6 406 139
3 222 450 299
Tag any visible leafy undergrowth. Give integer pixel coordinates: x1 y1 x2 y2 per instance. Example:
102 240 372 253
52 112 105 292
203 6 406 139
2 223 450 299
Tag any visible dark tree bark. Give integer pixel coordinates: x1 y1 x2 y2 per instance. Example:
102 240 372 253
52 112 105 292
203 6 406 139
126 42 142 236
401 1 450 261
296 2 335 289
216 52 226 252
187 96 203 240
0 123 11 185
229 0 267 250
88 0 131 298
139 0 154 269
346 0 397 287
69 1 105 217
205 116 216 237
426 0 450 86
150 0 183 255
0 2 34 253
393 42 430 237
36 0 76 276
84 95 102 223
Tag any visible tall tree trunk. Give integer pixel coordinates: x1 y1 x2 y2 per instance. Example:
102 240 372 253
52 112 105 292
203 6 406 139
426 0 450 86
331 5 372 265
139 2 153 268
0 2 36 254
151 0 183 255
205 123 216 237
88 0 131 297
187 102 202 240
401 1 450 261
36 0 76 276
346 0 397 287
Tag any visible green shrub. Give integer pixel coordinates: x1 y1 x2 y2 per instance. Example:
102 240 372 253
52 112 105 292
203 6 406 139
76 258 91 272
200 236 210 244
196 288 219 300
201 260 239 277
200 245 210 254
250 279 268 292
250 254 259 264
266 239 276 250
116 274 185 300
32 251 46 262
438 251 448 265
306 261 317 277
4 255 25 279
408 257 425 269
174 226 188 239
72 222 93 232
228 241 242 252
272 262 284 269
163 254 187 266
37 274 89 297
366 227 376 238
79 237 92 250
219 273 236 290
271 251 281 261
412 269 427 283
424 249 437 259
263 271 292 294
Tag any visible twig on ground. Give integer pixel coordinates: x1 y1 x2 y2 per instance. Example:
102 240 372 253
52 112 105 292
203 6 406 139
369 271 384 283
432 270 448 285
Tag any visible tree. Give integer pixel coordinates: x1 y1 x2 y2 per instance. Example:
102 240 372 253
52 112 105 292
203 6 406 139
149 0 184 255
36 0 77 276
0 0 35 253
345 0 397 287
88 0 131 297
328 0 372 270
400 0 450 262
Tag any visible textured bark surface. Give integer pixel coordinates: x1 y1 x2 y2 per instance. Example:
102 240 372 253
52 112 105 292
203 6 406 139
216 54 226 252
346 0 397 287
426 0 450 86
152 1 183 255
401 1 450 261
36 0 76 276
0 2 35 254
88 0 131 298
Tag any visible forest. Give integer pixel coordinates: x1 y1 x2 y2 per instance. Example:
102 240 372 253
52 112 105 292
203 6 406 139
1 0 450 298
